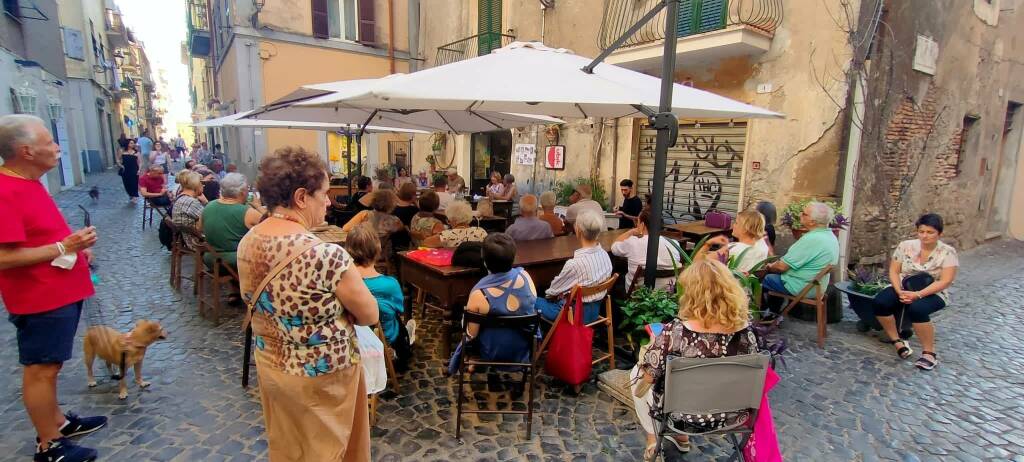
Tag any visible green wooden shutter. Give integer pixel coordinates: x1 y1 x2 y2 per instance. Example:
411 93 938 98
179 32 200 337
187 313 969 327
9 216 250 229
477 0 502 56
677 0 727 38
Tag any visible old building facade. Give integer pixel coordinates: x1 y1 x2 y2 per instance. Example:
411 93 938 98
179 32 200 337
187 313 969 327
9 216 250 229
850 0 1024 262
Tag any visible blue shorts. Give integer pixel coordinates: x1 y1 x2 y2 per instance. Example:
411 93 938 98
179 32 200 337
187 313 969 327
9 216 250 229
8 301 83 365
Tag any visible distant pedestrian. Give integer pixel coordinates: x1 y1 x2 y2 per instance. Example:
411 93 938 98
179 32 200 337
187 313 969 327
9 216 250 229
174 134 186 159
137 130 153 167
0 114 108 462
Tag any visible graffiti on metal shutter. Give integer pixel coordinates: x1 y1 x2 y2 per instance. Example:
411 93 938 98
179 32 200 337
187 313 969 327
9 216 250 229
638 122 747 223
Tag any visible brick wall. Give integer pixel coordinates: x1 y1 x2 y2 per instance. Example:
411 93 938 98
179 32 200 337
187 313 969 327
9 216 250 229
880 86 939 210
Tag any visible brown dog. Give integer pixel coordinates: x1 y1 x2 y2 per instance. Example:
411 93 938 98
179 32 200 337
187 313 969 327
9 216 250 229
83 320 167 399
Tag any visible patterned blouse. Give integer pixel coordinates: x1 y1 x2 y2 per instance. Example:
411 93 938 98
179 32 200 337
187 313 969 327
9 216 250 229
440 226 488 248
410 214 444 245
639 320 759 432
172 194 204 250
892 239 959 303
237 233 359 377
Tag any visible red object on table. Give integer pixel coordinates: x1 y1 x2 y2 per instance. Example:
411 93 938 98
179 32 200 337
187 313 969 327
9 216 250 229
405 248 455 267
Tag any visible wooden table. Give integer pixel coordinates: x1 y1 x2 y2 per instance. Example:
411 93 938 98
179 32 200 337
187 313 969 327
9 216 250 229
397 229 627 357
665 220 730 242
311 225 347 244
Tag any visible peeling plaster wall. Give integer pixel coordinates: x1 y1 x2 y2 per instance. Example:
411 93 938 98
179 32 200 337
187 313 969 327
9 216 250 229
851 0 1024 263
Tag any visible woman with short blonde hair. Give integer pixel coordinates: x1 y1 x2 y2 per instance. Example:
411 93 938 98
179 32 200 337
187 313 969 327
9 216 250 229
630 259 759 459
702 210 771 273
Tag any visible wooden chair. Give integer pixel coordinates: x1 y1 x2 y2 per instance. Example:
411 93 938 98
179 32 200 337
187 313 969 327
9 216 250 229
536 274 620 378
197 244 240 324
176 225 206 296
454 311 539 440
367 324 399 427
766 265 834 348
625 265 677 296
167 219 200 291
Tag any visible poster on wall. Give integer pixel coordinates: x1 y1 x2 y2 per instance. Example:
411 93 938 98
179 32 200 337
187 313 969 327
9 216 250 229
514 144 536 165
544 145 565 170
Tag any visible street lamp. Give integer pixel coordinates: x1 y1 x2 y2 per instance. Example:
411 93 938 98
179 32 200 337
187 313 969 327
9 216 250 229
14 83 38 114
47 97 63 120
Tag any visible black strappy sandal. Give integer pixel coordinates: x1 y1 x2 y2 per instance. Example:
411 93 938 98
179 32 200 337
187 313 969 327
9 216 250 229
882 338 912 359
915 351 937 370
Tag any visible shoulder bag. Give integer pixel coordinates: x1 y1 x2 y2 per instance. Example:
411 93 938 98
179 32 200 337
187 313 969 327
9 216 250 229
242 238 322 331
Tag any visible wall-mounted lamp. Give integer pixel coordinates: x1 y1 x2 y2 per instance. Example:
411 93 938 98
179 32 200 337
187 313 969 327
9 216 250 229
47 96 63 120
14 83 38 114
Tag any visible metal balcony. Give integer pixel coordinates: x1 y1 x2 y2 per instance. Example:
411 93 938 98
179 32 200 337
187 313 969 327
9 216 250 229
435 32 515 67
187 0 211 57
104 8 130 49
598 0 782 70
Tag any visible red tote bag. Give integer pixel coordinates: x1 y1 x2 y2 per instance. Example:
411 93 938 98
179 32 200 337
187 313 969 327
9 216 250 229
544 291 594 386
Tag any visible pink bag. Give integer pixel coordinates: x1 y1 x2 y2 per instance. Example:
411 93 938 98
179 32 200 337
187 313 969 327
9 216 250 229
704 209 733 229
744 367 783 462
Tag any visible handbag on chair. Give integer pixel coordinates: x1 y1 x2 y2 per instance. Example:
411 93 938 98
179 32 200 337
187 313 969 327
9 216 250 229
544 292 593 386
704 209 733 229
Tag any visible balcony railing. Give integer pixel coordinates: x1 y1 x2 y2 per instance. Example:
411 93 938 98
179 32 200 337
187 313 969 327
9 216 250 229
188 0 209 32
435 32 515 67
598 0 782 50
187 1 212 57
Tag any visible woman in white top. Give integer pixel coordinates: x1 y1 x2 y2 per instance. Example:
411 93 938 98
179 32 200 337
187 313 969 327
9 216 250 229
150 141 170 174
705 210 771 273
873 213 958 371
611 208 682 291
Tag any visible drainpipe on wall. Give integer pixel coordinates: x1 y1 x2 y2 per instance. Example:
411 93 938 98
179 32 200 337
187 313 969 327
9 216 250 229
837 69 866 279
387 0 395 73
407 0 419 72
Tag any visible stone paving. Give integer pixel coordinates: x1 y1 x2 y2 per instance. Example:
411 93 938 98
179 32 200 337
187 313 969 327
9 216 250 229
1 170 1024 461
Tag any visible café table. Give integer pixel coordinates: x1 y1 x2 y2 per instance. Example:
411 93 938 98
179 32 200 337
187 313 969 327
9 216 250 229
397 229 627 357
665 220 730 242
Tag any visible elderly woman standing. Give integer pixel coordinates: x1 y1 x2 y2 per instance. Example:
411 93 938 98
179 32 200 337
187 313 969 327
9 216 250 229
874 213 958 371
631 259 760 460
236 146 378 461
424 200 487 248
199 172 263 270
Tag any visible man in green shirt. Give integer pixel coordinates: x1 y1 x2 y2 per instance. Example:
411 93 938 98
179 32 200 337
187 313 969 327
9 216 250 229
763 201 839 315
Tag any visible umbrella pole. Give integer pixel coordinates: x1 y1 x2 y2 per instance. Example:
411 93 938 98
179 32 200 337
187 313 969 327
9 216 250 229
356 133 363 180
643 0 680 288
345 129 353 197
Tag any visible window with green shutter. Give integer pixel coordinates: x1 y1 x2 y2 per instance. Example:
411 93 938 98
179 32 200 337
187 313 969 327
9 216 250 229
677 0 728 38
477 0 502 56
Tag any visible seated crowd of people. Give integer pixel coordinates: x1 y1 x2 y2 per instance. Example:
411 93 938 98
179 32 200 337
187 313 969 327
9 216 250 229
148 145 958 460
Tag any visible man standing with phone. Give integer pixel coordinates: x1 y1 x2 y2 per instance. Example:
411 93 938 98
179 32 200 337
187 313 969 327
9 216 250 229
0 115 108 462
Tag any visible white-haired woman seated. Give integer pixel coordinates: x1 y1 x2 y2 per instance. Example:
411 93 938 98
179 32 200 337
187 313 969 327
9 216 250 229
422 200 487 248
534 211 612 324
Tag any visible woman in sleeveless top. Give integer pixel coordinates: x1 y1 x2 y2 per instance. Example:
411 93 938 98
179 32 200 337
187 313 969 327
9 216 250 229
448 234 538 375
236 147 378 462
118 139 140 203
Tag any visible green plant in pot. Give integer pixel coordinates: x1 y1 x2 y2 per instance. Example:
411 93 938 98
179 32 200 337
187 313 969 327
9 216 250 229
553 177 608 209
780 198 849 239
834 265 898 334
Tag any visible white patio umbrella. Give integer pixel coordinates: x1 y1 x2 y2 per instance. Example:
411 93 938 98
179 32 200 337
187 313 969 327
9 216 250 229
294 42 783 120
193 110 428 134
243 78 564 133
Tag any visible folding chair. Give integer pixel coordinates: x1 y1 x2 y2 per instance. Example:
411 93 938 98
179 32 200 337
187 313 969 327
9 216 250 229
454 311 539 440
767 265 834 347
536 274 620 376
197 244 240 324
656 353 770 462
142 198 155 230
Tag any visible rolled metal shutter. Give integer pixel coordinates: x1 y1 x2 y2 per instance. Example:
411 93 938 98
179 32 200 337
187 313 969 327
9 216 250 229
637 121 747 224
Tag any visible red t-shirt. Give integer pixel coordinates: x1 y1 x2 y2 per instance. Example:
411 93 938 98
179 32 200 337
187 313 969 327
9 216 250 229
138 173 165 194
0 173 94 314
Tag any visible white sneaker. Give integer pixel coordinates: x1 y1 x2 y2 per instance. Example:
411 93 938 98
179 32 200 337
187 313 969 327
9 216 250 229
405 319 417 346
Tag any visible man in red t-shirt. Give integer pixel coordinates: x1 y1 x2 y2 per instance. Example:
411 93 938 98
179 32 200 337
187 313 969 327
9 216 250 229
138 164 172 207
0 115 108 462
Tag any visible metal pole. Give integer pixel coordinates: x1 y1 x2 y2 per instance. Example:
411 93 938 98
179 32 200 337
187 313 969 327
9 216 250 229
643 0 679 287
345 130 353 197
356 133 363 179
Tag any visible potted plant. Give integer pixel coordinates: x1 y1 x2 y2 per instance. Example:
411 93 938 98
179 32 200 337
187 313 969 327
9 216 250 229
430 132 446 154
544 124 560 145
780 198 849 239
554 177 608 209
619 286 679 359
833 265 913 337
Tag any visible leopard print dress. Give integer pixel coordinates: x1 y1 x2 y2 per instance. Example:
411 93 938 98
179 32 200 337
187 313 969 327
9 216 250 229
237 232 359 377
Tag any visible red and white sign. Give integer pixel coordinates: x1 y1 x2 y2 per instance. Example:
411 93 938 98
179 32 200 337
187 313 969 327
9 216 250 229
545 145 565 170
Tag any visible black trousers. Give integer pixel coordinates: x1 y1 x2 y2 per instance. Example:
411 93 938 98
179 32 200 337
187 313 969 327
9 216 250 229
872 286 945 323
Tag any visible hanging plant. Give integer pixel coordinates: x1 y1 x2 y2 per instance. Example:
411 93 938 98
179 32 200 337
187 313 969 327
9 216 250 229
544 124 560 145
430 132 447 153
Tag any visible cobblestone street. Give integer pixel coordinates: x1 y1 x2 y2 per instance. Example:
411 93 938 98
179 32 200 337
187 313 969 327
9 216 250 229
1 171 1023 461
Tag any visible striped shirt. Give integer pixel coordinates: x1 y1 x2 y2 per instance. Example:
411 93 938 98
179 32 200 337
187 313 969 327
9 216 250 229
545 245 613 302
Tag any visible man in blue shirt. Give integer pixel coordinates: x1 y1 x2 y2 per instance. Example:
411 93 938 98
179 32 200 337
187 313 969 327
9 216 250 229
137 130 153 168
